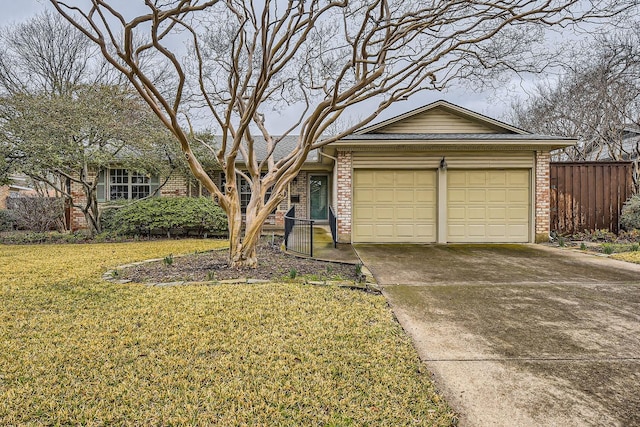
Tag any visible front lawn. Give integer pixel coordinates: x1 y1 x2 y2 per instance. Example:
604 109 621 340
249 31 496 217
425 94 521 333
0 240 455 426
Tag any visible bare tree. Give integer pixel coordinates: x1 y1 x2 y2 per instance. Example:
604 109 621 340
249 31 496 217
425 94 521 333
510 26 640 185
49 0 637 266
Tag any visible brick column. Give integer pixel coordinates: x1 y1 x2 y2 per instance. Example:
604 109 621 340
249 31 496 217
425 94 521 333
535 150 551 242
336 150 352 243
70 179 88 231
0 185 9 209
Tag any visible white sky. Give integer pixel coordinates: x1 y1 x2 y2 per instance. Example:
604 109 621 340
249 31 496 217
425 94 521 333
0 1 598 129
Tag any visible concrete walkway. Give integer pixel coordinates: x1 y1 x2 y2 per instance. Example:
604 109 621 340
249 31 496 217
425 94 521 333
291 226 360 264
355 244 640 427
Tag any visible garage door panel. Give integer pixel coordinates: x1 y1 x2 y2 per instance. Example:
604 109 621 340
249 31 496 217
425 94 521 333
396 224 416 237
354 189 374 203
468 190 487 203
488 172 507 185
375 207 394 220
507 224 528 236
467 207 486 220
507 189 528 203
416 207 436 220
508 171 529 185
488 207 507 220
467 172 487 186
487 224 507 237
354 170 375 186
375 171 395 186
448 206 466 220
395 171 416 186
467 224 487 237
354 224 373 238
375 189 395 203
374 224 394 238
487 189 507 203
508 207 528 220
396 189 415 202
416 224 436 238
395 207 415 220
353 169 436 243
448 170 530 243
448 189 466 203
448 223 464 235
416 189 436 203
417 173 436 186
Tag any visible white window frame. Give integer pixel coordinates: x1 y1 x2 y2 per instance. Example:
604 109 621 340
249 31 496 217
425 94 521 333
108 169 151 201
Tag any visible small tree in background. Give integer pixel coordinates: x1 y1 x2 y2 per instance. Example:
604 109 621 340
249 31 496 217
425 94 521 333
510 27 640 187
0 12 194 235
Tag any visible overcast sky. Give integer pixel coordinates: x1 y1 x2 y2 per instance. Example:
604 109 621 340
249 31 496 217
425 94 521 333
0 1 560 127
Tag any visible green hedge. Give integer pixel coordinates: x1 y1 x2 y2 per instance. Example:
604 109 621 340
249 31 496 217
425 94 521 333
0 209 16 231
101 197 228 237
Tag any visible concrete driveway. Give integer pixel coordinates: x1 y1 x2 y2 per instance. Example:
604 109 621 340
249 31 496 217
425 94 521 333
355 244 640 427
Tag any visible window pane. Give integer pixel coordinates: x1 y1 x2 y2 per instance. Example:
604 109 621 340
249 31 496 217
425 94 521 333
110 185 129 200
131 172 149 184
110 169 128 184
131 185 150 199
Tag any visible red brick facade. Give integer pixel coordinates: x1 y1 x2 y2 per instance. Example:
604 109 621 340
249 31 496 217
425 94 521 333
535 150 551 242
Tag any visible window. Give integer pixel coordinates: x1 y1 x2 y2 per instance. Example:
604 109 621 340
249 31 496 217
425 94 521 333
109 169 151 200
220 173 273 213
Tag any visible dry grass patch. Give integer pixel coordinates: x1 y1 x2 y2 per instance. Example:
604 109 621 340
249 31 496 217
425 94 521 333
612 251 640 264
0 240 455 426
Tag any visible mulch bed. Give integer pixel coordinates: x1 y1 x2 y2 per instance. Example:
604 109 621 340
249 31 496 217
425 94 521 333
119 242 359 283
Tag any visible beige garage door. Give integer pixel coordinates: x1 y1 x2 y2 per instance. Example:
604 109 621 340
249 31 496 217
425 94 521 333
447 170 530 243
353 169 437 243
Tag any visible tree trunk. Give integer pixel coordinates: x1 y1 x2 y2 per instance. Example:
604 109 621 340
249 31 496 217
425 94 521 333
227 205 261 268
81 189 101 236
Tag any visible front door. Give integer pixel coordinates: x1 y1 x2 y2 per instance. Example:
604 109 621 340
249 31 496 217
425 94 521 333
309 175 329 221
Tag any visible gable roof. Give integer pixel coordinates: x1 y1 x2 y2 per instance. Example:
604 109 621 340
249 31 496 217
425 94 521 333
356 99 528 135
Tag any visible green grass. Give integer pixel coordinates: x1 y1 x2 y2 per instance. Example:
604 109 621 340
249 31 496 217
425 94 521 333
0 240 455 426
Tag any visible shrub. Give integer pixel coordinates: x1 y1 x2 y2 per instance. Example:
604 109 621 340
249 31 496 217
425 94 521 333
102 197 228 237
601 243 614 255
0 210 16 231
620 193 640 232
6 196 65 232
99 204 121 234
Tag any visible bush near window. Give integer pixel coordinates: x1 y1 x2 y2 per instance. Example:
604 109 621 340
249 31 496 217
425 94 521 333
102 197 228 237
0 209 16 231
620 193 640 232
6 196 65 232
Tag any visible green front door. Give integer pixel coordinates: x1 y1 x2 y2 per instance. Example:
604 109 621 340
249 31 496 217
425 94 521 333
310 175 329 221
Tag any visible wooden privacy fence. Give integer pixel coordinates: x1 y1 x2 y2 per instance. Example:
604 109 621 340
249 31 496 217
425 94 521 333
550 162 634 235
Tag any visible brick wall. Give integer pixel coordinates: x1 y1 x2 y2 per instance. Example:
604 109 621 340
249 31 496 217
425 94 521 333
162 175 188 197
288 172 308 220
535 150 551 242
336 150 352 243
0 186 9 209
69 171 96 230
